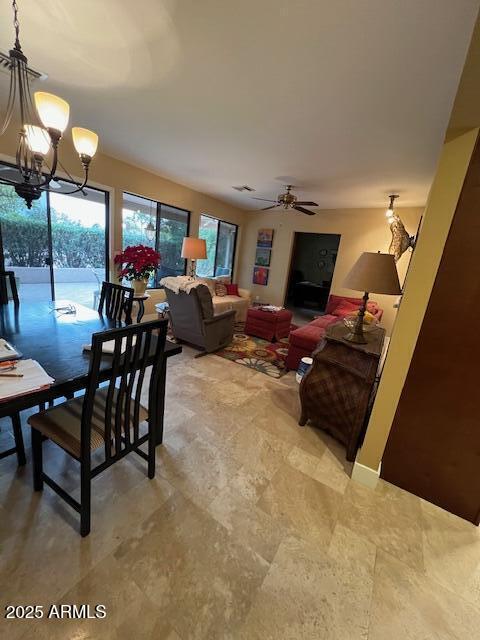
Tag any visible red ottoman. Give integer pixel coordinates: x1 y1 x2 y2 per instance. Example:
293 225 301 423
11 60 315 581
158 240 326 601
245 307 293 342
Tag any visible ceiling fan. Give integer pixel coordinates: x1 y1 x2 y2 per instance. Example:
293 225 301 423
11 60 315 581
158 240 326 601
252 185 318 215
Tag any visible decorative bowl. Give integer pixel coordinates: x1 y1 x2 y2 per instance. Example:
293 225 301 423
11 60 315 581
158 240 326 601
343 316 379 333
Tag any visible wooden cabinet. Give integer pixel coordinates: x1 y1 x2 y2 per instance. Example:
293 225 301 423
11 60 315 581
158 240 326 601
299 321 385 461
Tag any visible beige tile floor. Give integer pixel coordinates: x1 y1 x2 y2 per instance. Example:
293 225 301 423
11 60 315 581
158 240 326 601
1 346 480 639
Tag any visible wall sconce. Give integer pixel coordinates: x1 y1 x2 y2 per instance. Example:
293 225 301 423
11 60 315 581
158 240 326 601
385 194 416 262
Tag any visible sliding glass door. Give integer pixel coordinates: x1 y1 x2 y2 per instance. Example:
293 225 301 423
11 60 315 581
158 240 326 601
0 165 109 305
0 181 53 301
50 183 108 306
197 214 238 277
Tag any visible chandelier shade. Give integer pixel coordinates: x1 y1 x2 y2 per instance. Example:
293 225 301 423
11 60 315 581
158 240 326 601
25 125 51 155
72 127 99 158
34 92 70 133
0 0 99 207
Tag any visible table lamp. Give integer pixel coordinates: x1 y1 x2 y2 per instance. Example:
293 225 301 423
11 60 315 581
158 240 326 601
343 251 401 344
181 237 207 278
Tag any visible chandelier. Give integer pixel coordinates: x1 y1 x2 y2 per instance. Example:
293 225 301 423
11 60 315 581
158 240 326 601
0 0 99 208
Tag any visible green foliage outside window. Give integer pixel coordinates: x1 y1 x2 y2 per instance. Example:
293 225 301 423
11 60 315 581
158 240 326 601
0 185 187 281
0 184 105 268
122 208 188 281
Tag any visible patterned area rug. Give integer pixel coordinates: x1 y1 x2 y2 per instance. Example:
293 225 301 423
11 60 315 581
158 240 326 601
215 322 295 378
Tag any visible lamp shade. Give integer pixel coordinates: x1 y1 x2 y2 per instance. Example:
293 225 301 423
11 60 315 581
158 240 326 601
34 92 70 133
181 237 207 260
72 127 99 158
343 252 401 295
25 125 51 155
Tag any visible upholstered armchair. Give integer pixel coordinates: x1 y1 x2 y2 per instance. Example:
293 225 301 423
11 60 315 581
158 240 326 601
164 284 235 355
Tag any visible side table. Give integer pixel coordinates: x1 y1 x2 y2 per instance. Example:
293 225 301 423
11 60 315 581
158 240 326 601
299 321 385 461
132 293 150 322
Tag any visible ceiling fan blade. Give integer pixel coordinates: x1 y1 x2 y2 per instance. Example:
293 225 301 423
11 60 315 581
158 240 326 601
252 197 278 202
261 205 280 211
294 206 316 216
295 201 318 207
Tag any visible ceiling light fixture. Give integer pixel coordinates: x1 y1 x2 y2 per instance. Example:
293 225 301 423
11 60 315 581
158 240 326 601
145 201 155 242
0 0 99 208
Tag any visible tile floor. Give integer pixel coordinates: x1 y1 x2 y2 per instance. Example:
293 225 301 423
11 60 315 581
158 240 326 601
1 346 480 639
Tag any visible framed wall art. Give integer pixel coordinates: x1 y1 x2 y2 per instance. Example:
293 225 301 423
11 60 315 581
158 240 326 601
255 247 271 267
253 266 269 286
257 228 274 248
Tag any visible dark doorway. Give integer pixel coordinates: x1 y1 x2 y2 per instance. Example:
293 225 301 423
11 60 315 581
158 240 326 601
285 232 340 321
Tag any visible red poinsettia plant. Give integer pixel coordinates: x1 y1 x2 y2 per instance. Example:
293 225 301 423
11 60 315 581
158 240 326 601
114 245 161 282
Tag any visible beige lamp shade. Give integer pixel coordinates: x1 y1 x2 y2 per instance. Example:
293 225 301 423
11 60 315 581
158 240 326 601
181 237 207 260
72 127 99 158
34 92 70 133
343 252 401 295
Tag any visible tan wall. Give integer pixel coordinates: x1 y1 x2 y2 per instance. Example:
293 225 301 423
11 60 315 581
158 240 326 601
358 128 479 471
238 207 423 335
0 126 247 313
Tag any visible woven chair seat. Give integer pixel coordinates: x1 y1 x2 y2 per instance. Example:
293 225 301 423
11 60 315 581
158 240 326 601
28 388 148 458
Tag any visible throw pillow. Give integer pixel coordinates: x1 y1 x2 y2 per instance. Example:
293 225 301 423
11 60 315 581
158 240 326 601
332 300 360 317
366 301 379 316
215 282 228 297
347 309 376 324
226 283 239 296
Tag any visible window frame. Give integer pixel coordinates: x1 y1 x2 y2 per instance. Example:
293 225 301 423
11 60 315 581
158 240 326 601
198 213 238 279
122 191 191 289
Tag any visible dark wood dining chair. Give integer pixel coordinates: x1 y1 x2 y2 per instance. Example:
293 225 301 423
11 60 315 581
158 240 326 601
0 270 19 305
0 270 24 466
27 318 168 536
98 281 134 324
0 414 26 466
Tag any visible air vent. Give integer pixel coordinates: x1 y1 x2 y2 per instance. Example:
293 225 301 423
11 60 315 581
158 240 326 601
0 51 48 81
232 185 255 192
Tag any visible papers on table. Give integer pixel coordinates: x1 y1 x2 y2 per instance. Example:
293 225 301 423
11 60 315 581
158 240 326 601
0 338 20 361
0 359 54 402
83 335 137 355
258 305 284 313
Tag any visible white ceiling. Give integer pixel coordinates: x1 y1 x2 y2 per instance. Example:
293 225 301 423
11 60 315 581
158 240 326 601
0 0 478 210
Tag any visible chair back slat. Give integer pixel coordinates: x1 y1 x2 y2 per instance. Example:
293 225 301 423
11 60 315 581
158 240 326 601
133 330 152 439
115 331 135 449
82 319 168 463
126 333 143 443
0 271 19 305
98 281 134 324
105 338 122 460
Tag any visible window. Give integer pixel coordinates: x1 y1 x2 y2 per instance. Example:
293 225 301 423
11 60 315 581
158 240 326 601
0 163 109 306
197 214 238 278
122 192 190 288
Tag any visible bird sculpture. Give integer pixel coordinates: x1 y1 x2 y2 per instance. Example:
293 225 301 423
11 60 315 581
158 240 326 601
385 194 415 262
388 215 414 262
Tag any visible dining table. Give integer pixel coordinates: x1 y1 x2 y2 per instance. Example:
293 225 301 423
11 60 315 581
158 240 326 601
0 300 182 445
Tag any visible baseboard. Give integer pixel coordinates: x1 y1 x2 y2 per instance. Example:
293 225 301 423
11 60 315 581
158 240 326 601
351 460 381 490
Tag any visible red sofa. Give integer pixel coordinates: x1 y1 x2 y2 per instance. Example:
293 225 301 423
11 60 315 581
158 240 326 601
285 294 383 371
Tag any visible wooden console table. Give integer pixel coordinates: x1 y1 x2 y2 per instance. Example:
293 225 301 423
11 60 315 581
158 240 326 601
299 321 385 461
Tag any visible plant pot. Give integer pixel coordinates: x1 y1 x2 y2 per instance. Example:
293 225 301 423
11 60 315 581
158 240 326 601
133 279 148 296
